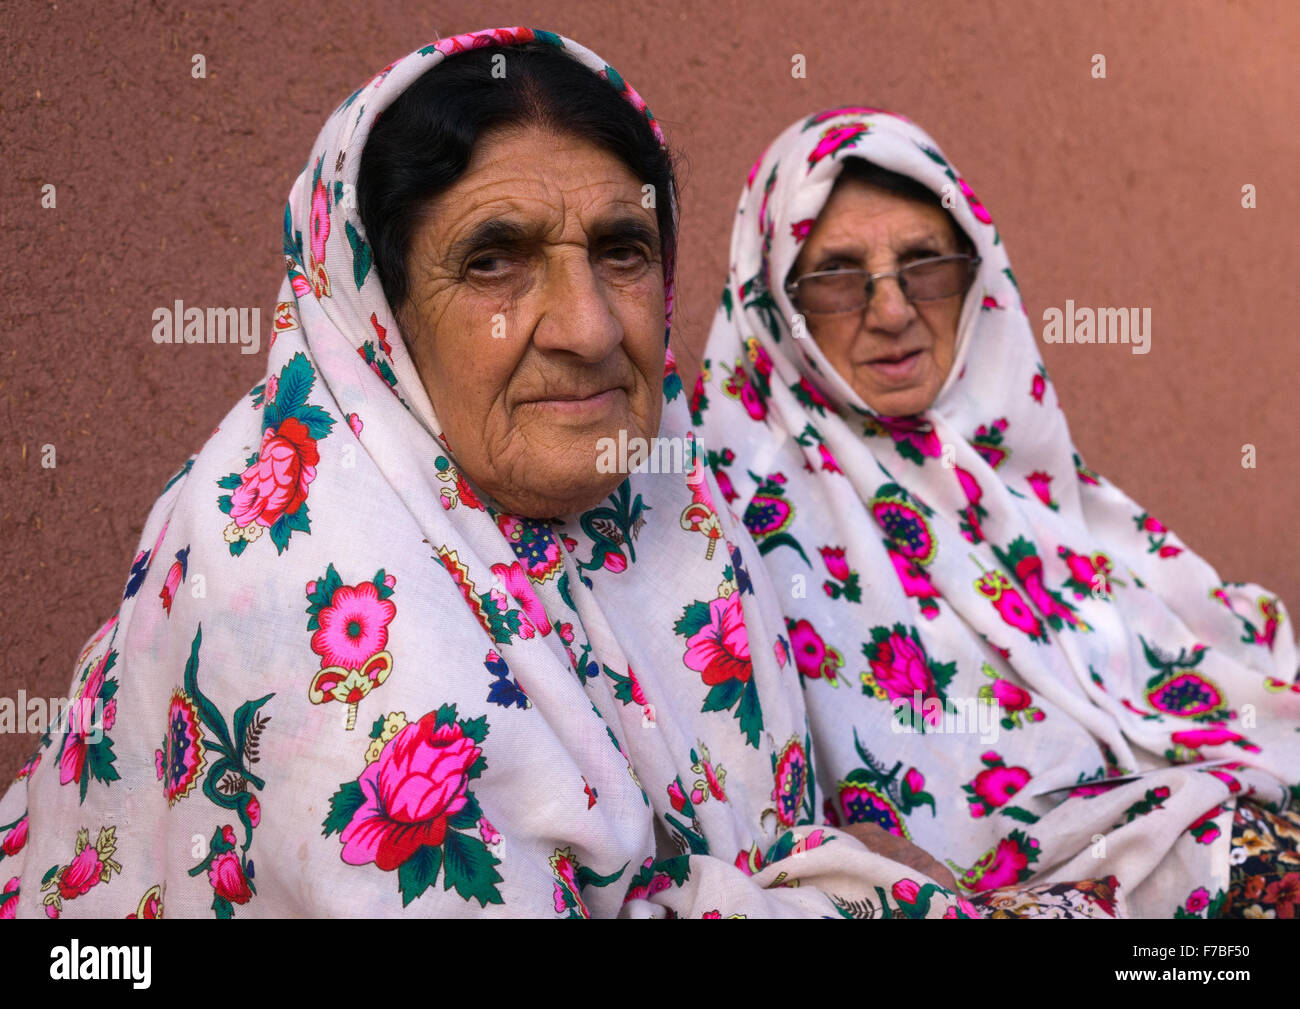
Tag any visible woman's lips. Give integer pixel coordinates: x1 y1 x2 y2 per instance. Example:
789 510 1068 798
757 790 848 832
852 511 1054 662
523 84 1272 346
863 348 923 383
522 387 623 416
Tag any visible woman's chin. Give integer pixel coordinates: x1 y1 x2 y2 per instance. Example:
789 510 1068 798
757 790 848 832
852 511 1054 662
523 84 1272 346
856 378 941 418
488 474 629 520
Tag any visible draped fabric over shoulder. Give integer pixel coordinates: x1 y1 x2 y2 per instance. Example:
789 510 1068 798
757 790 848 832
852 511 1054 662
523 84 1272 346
692 107 1300 917
0 33 1052 920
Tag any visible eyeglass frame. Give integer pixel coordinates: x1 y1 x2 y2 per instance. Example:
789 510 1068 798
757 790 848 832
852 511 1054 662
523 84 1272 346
783 252 982 315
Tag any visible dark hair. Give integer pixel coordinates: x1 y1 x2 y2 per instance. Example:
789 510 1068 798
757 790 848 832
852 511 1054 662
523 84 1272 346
835 156 974 255
358 41 677 312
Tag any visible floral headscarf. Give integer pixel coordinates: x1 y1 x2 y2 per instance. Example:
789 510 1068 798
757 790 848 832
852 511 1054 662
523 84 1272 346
693 107 1300 917
0 32 1064 920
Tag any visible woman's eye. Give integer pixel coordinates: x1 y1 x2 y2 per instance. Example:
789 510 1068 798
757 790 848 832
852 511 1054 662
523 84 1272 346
603 245 648 266
466 255 508 275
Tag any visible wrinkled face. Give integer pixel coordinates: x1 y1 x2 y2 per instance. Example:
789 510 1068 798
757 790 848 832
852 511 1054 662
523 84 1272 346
398 125 666 518
788 177 967 417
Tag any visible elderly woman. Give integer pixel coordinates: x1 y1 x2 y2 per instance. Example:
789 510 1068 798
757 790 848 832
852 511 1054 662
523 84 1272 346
693 107 1300 918
0 31 1065 920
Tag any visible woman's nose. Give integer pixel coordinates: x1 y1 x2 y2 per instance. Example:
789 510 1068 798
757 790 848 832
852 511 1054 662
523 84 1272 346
865 275 914 332
532 249 622 359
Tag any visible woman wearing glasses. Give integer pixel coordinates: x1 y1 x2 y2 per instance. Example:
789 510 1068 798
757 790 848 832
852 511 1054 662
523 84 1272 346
692 107 1300 918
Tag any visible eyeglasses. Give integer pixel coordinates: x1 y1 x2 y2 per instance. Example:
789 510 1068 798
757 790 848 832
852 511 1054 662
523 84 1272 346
784 253 981 315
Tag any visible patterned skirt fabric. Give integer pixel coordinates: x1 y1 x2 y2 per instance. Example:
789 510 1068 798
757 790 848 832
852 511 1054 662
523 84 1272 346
972 876 1123 919
1216 798 1300 918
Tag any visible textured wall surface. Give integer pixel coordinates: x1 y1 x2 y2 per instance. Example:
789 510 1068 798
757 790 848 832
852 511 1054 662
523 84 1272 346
2 0 1297 777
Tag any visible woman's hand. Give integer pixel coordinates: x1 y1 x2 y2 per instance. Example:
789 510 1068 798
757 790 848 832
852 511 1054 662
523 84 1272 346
835 821 962 892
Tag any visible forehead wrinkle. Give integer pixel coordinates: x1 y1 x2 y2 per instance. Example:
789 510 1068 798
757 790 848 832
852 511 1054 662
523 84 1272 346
815 220 942 252
434 188 655 264
800 221 950 275
419 126 653 258
536 182 656 245
430 192 557 258
586 198 660 236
